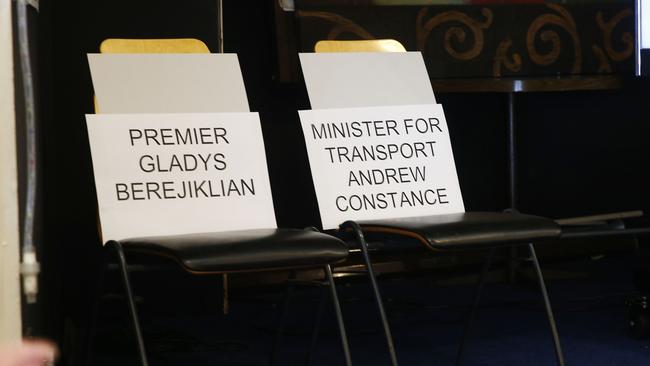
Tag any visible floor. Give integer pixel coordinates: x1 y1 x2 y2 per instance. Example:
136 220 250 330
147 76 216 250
92 254 650 365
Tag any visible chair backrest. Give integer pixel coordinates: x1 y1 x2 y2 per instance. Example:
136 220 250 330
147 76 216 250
100 38 210 54
91 38 249 114
93 38 212 238
95 38 222 119
302 39 435 108
314 39 406 53
89 38 278 240
95 38 210 112
300 40 462 228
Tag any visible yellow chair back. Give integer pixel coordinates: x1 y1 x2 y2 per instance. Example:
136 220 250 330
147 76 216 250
314 39 405 53
94 38 210 113
99 38 210 54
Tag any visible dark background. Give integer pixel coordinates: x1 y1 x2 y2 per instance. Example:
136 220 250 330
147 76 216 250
27 1 650 364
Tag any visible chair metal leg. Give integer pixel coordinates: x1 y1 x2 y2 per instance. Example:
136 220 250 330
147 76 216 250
325 264 353 366
304 285 327 366
455 247 496 366
341 221 398 366
109 241 149 366
528 243 565 366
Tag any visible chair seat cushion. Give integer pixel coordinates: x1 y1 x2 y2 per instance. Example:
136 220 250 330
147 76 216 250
356 212 561 251
113 229 349 273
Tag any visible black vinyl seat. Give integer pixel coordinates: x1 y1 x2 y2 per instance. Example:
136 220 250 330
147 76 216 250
111 228 349 273
356 212 561 251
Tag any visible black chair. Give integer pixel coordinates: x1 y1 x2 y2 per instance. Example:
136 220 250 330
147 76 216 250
299 42 566 366
339 212 563 366
93 229 352 366
86 38 353 366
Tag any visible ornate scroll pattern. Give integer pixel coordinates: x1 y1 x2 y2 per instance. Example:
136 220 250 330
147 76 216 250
296 11 375 40
493 38 522 77
294 5 635 77
597 9 633 62
593 9 633 67
416 7 493 61
526 3 581 73
592 45 613 73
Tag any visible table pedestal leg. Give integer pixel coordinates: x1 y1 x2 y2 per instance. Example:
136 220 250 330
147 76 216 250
507 92 519 283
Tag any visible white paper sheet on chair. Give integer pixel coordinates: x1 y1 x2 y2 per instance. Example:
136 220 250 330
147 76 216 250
299 104 464 230
86 113 277 241
299 52 436 109
88 54 249 113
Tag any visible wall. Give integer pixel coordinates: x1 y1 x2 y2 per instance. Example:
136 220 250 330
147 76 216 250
0 0 22 342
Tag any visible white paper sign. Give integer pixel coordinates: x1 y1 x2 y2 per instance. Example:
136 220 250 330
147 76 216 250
299 104 465 230
642 0 650 49
88 54 250 113
299 52 436 109
86 113 277 241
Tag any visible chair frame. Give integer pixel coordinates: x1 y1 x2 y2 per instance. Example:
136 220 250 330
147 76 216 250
341 221 565 366
305 39 566 366
88 38 353 365
87 240 353 366
340 221 398 365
